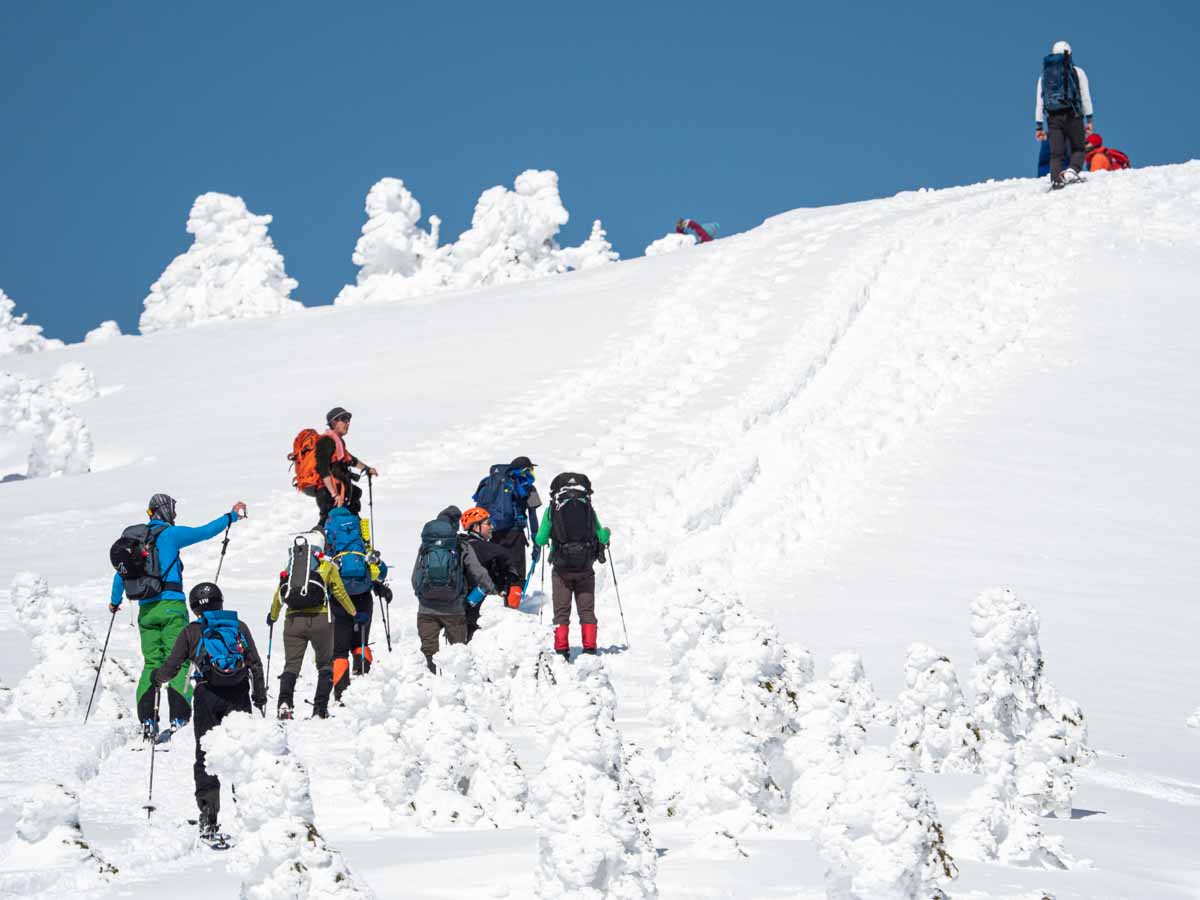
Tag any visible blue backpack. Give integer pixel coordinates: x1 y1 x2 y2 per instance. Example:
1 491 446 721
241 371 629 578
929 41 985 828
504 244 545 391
473 464 521 531
324 507 372 595
196 610 248 687
414 518 464 604
1042 53 1081 115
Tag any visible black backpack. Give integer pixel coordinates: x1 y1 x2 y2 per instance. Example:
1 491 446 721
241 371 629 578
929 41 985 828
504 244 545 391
279 534 328 608
549 473 598 570
109 524 179 601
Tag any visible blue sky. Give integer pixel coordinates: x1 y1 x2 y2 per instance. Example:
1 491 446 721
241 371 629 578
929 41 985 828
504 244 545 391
1 0 1194 342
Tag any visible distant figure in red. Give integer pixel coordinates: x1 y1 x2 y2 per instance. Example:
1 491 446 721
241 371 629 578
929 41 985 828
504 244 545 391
675 219 720 243
1084 134 1131 172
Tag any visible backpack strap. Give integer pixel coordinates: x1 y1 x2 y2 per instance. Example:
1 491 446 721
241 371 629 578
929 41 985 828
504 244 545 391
148 524 183 594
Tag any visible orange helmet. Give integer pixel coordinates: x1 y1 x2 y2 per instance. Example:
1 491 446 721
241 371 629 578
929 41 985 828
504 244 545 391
461 506 491 531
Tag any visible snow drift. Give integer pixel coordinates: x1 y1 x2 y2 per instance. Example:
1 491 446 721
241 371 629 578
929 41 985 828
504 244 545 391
0 288 61 357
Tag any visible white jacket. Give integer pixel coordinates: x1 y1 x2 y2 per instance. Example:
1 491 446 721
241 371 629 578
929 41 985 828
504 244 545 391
1035 65 1092 124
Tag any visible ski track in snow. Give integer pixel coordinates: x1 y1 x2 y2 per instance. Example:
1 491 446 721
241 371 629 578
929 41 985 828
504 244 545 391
3 165 1199 898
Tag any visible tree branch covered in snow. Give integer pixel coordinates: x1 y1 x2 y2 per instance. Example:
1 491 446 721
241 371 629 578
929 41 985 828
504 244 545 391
532 655 657 899
0 371 93 477
335 171 617 306
0 288 61 356
892 642 982 774
202 713 372 899
139 193 302 334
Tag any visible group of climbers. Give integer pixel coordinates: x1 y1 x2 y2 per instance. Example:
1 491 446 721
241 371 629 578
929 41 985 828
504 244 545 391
1034 39 1130 188
107 416 613 844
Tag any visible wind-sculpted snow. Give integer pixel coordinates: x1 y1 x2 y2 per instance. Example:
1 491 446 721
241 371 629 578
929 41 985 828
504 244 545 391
349 646 527 829
0 288 61 357
1188 707 1200 730
2 573 133 722
50 362 99 405
643 233 695 256
816 747 957 900
466 601 556 725
83 320 122 344
649 590 811 840
0 784 118 896
892 642 982 773
532 655 657 900
139 192 302 334
971 588 1091 818
0 371 93 477
335 170 617 306
202 713 372 899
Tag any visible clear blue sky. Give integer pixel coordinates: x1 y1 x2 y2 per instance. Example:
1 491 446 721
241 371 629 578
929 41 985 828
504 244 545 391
1 0 1194 342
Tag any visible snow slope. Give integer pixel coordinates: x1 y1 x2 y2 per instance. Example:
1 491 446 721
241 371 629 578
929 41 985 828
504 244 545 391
1 162 1198 899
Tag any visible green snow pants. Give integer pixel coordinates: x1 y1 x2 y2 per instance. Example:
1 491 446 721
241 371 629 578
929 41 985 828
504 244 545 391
136 600 193 725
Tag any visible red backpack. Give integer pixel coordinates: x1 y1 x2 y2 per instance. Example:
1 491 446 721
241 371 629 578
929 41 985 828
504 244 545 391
1107 148 1131 170
289 429 321 495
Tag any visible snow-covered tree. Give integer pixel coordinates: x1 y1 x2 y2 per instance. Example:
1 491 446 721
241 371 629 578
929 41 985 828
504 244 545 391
83 320 122 344
0 371 93 477
892 642 982 773
970 588 1091 817
533 655 657 899
1189 707 1200 729
0 784 117 895
644 233 694 257
952 749 1073 870
0 289 60 356
139 192 302 333
202 713 371 898
816 748 957 900
49 362 98 405
555 219 619 271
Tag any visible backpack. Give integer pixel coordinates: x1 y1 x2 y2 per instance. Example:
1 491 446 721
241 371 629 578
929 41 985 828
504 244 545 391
1107 148 1131 170
324 507 372 594
473 464 521 531
549 472 598 571
195 610 248 687
279 534 328 608
414 518 464 604
1041 53 1082 115
109 523 179 601
289 429 321 496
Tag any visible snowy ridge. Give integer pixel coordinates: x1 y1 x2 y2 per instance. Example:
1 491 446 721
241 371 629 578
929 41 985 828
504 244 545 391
0 164 1198 898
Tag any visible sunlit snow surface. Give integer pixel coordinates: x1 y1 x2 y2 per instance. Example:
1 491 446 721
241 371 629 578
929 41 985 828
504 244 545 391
1 164 1198 898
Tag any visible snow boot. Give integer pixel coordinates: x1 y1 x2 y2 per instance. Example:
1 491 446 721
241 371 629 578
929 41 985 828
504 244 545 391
277 703 293 721
311 702 329 720
1062 167 1081 183
581 623 598 654
424 654 437 674
313 670 333 712
141 719 158 742
554 625 570 660
278 672 297 715
1050 174 1066 190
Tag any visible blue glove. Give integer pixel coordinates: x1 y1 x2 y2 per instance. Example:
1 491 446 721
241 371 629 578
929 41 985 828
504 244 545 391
466 586 486 607
354 610 370 626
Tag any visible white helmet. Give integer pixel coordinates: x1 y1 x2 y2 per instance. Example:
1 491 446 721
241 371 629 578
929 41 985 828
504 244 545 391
1052 40 1072 55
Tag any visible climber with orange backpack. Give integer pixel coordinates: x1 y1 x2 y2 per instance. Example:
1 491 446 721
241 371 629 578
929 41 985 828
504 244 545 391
289 407 378 529
1084 133 1130 172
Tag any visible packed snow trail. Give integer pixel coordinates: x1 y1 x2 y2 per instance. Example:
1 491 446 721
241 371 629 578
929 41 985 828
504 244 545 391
1 164 1198 898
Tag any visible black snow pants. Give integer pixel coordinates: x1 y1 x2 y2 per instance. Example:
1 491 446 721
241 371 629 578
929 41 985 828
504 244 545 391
332 592 373 699
1047 109 1087 178
193 681 251 821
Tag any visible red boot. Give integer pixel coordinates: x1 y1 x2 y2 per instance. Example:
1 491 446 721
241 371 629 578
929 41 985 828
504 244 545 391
581 623 598 654
554 624 570 660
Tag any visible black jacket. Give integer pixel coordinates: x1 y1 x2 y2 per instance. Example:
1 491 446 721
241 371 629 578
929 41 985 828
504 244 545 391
463 532 521 590
315 434 361 486
153 616 267 704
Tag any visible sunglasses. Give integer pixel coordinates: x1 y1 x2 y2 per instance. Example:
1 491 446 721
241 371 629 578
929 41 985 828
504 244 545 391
334 414 352 424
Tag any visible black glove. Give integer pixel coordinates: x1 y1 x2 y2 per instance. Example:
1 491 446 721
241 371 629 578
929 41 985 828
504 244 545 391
266 612 275 627
253 696 267 714
374 583 393 603
597 544 607 564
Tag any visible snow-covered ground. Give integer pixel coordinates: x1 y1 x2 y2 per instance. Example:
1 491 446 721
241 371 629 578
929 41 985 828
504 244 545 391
1 163 1198 898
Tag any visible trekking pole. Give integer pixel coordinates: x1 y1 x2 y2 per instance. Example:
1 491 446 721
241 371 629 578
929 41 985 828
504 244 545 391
607 551 630 648
382 598 392 653
266 620 274 691
84 608 118 724
214 523 232 583
521 557 538 595
366 471 376 547
143 692 160 821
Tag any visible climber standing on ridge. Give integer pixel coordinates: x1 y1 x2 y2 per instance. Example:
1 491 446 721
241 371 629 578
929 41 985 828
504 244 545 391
109 493 247 741
460 506 523 640
151 582 266 845
472 456 542 583
1035 39 1094 190
675 218 720 243
314 407 378 530
534 473 611 660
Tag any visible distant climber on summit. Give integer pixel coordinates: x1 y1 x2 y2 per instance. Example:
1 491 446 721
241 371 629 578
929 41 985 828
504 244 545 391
1083 133 1131 172
1034 40 1094 190
314 407 378 529
109 493 247 741
675 218 720 244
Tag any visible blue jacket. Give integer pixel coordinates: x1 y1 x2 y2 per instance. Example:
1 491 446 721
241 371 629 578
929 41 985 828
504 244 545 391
511 469 540 534
111 511 238 606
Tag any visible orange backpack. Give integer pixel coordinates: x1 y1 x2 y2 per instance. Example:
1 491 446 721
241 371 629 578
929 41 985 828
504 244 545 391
289 429 321 495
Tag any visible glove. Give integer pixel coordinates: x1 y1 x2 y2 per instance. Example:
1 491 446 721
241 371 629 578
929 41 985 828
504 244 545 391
597 544 608 564
466 586 486 607
505 585 523 609
109 601 121 614
266 612 275 627
354 610 370 626
374 583 393 603
531 544 541 563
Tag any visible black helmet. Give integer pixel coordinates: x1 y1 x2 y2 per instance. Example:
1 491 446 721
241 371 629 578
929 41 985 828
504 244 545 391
189 582 224 614
325 406 352 427
148 493 177 525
